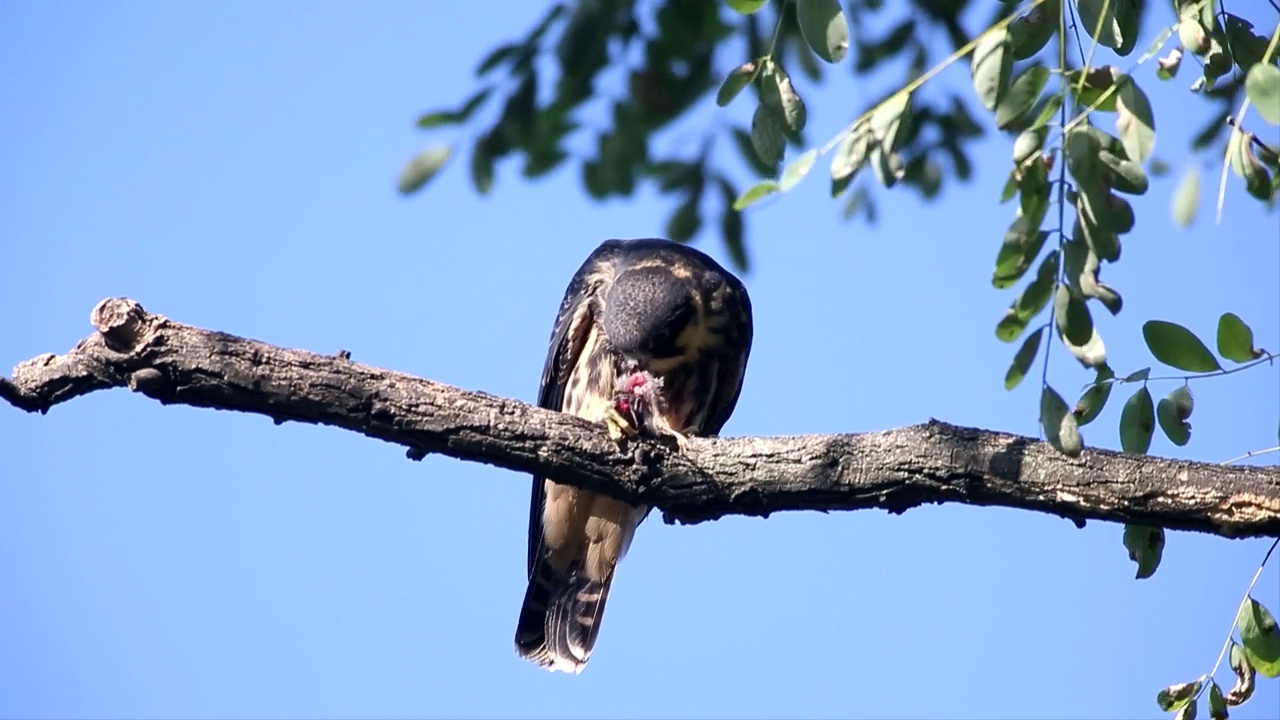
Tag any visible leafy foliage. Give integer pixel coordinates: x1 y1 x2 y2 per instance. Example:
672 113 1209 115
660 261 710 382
1237 596 1280 678
398 0 1276 469
400 0 1280 707
1122 523 1164 579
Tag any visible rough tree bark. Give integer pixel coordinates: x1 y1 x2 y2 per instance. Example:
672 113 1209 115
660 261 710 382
4 298 1279 537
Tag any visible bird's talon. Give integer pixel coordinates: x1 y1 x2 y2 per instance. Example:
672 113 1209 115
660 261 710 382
665 429 689 451
604 407 638 442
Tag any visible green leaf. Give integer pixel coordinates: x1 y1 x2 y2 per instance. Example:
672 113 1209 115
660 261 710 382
1061 325 1107 368
469 138 495 195
1207 680 1227 720
1041 384 1083 457
1119 386 1155 454
1157 680 1202 712
416 87 492 128
1176 0 1213 55
831 172 853 199
1112 0 1139 56
996 64 1050 129
870 146 904 188
1018 158 1052 223
1076 0 1123 50
457 88 494 122
1073 212 1120 265
1005 326 1044 391
417 112 458 129
993 218 1048 288
971 28 1013 111
760 61 807 134
716 60 762 107
870 92 910 149
1062 237 1122 316
1122 368 1150 383
397 145 452 194
1237 597 1280 678
750 103 786 169
1073 365 1114 426
1246 63 1280 125
726 0 768 14
830 129 872 182
1227 639 1256 705
475 44 518 76
1097 151 1149 195
1064 124 1105 184
795 0 849 64
522 148 566 179
1029 93 1063 130
1224 15 1270 74
996 250 1058 341
1217 312 1258 363
666 193 702 243
1157 386 1193 446
1122 524 1164 579
1104 193 1135 233
1116 75 1156 163
733 180 780 210
1143 321 1223 373
1054 286 1093 347
1203 35 1235 88
1053 268 1107 367
1008 0 1059 61
717 178 748 272
1066 67 1119 112
1172 167 1200 228
732 127 778 177
1229 131 1277 201
1000 171 1018 203
1013 127 1047 165
779 149 818 192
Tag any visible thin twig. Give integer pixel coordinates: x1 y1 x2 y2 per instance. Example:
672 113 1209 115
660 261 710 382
1074 0 1112 98
1039 0 1075 412
1094 352 1279 390
1196 537 1280 701
1226 115 1280 164
1221 446 1280 466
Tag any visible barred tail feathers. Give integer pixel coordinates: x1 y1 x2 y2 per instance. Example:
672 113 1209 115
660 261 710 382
515 495 641 673
514 556 614 674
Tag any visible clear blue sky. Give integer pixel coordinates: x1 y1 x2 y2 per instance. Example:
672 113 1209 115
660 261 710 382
2 2 1278 718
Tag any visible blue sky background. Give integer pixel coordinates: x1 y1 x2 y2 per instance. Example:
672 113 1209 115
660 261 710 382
2 2 1278 718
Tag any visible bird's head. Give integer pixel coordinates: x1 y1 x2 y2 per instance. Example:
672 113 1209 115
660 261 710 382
602 265 695 366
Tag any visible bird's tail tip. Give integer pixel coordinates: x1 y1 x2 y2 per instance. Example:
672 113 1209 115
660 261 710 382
514 642 589 675
514 558 610 676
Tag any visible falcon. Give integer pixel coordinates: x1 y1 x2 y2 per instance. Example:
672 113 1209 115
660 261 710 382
514 237 753 674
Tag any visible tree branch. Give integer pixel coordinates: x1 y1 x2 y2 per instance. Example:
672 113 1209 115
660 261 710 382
4 298 1279 537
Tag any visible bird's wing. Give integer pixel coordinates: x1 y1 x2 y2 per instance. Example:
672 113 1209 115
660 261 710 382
526 242 620 577
700 274 754 437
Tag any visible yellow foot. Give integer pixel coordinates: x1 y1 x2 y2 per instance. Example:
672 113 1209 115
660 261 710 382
604 406 638 442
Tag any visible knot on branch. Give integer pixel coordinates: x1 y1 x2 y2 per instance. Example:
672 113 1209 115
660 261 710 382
91 298 152 353
127 368 170 399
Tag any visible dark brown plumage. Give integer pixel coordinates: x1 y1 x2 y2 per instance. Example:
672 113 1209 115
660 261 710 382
514 238 753 673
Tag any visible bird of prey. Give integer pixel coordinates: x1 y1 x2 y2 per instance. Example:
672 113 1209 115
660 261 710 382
514 237 754 674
